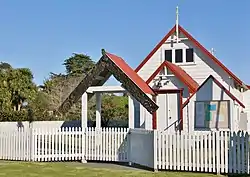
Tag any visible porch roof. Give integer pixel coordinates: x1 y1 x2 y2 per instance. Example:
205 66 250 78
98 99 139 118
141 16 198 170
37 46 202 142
146 61 199 93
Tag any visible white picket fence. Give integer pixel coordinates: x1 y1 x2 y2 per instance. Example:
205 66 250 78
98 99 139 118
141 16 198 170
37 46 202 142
0 127 249 174
0 127 129 162
0 128 31 161
157 131 250 174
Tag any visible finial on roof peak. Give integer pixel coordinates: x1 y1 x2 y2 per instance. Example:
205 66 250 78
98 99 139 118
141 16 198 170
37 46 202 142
101 49 106 56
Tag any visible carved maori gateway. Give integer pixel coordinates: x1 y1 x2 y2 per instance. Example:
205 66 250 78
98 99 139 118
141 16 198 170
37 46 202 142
58 49 159 115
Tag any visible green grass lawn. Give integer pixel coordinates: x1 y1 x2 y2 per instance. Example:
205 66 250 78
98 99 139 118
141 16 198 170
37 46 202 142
0 161 226 177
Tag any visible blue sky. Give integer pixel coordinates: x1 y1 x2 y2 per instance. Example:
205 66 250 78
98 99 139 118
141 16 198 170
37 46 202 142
0 0 250 85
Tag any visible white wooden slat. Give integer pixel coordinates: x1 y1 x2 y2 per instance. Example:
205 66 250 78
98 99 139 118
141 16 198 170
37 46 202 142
91 127 94 160
44 128 47 162
94 128 97 161
169 133 173 170
114 128 117 161
196 133 200 172
220 132 224 174
173 133 176 170
117 128 121 161
216 131 220 174
66 127 69 161
240 131 245 174
212 131 215 173
37 128 41 162
176 132 180 170
229 132 233 173
246 132 250 174
69 127 72 161
192 134 195 171
105 128 108 161
224 131 228 174
237 132 241 173
163 133 166 170
180 133 184 171
111 128 114 161
158 131 162 169
183 133 187 171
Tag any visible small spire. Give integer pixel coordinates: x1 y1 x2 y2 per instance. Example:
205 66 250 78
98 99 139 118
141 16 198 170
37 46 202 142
176 6 179 43
210 48 216 56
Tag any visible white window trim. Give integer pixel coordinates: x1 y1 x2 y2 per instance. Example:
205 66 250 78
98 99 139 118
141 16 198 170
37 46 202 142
184 48 195 65
163 48 196 66
161 48 174 76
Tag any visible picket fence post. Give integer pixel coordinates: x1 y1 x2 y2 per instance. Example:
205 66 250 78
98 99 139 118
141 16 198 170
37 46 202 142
127 129 132 166
81 127 87 163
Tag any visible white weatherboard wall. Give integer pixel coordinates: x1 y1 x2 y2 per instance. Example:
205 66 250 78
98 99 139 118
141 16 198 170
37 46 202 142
183 77 242 132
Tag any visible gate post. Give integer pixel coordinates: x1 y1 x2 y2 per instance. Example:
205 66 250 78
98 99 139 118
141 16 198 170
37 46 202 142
29 122 34 161
127 129 132 166
81 127 87 163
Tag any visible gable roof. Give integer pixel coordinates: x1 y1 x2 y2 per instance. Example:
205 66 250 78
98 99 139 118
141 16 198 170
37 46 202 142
135 25 246 89
58 50 158 115
146 61 199 93
183 75 245 108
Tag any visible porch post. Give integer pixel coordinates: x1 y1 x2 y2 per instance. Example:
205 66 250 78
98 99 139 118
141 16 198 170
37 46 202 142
81 92 88 163
152 95 157 130
128 95 134 129
81 92 88 129
96 93 102 128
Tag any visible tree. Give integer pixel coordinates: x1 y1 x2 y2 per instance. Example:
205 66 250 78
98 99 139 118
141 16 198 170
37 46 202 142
63 53 95 76
0 64 37 112
8 68 37 111
42 53 96 120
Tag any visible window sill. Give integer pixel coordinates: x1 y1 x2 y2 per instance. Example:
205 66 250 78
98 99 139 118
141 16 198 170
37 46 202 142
174 62 196 66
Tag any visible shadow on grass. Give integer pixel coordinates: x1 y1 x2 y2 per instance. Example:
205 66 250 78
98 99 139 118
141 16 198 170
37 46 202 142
84 160 153 171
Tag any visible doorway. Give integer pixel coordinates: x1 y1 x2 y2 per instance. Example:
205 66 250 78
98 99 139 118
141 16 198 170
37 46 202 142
154 89 183 132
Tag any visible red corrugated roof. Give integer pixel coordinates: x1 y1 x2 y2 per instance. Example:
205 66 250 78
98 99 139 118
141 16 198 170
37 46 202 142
146 61 199 93
183 75 245 108
105 52 155 95
135 25 246 88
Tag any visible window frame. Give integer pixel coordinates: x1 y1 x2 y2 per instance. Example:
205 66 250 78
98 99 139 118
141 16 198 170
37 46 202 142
164 49 172 63
175 49 183 63
186 48 194 63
